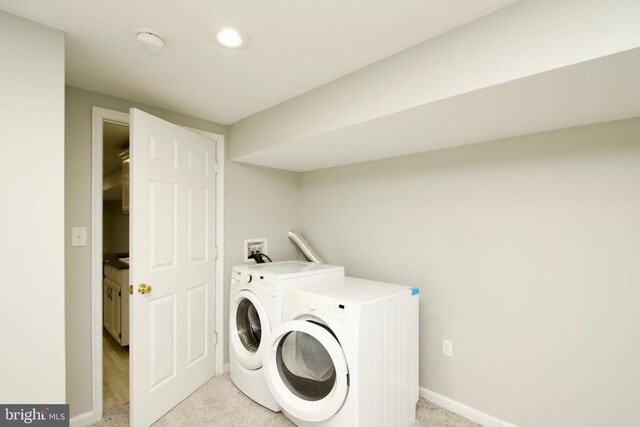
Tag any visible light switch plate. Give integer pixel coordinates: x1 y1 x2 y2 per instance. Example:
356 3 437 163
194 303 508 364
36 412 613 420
72 227 87 247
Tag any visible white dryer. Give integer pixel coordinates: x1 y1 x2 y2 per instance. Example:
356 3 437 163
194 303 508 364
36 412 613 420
229 261 344 411
262 276 419 426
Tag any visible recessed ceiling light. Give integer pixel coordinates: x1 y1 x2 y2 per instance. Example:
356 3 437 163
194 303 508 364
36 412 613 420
217 29 242 47
211 25 251 50
135 28 164 52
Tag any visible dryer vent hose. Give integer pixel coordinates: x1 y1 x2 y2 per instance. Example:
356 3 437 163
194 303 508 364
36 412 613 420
288 230 324 264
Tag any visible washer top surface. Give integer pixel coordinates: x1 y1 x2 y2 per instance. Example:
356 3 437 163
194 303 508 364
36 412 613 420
234 260 343 278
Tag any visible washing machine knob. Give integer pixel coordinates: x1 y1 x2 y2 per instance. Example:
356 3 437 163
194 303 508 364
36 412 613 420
240 273 252 284
309 300 319 311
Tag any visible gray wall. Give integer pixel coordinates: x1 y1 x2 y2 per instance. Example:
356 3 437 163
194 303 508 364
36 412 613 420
65 86 299 417
223 161 301 358
0 11 66 403
298 118 640 427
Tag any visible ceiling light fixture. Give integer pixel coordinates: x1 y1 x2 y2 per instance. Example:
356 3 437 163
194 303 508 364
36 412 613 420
135 28 165 52
211 25 251 50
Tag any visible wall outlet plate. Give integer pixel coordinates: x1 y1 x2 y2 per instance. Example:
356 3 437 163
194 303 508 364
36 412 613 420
244 238 267 262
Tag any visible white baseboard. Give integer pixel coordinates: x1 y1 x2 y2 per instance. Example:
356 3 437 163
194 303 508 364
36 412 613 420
419 387 518 427
70 411 98 427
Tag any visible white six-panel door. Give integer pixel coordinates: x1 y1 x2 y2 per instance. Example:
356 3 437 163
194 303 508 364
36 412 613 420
129 109 216 427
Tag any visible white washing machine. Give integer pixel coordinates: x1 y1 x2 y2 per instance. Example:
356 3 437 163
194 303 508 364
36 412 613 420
229 261 345 411
262 276 419 426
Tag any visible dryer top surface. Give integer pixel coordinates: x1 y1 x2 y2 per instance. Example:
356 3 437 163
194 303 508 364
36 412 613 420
289 276 413 306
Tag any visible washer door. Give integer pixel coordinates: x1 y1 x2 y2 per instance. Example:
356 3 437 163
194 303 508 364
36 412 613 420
230 290 271 370
263 320 349 422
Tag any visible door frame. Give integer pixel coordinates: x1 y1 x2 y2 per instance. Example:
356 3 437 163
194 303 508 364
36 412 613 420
88 106 225 424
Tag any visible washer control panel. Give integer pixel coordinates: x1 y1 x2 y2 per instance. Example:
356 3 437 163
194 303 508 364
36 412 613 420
232 268 277 298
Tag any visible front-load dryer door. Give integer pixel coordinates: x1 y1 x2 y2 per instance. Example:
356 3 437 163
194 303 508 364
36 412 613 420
230 290 271 370
263 320 349 422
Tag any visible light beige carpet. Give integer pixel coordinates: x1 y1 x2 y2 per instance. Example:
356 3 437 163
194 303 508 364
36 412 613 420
93 374 478 426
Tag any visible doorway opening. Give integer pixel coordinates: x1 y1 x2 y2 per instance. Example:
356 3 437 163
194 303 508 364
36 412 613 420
102 121 131 410
88 107 226 425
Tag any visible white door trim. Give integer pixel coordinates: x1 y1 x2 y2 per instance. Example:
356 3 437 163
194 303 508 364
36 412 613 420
84 106 225 426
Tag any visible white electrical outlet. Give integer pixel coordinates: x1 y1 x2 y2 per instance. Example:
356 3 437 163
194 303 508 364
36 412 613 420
442 339 453 357
244 238 267 262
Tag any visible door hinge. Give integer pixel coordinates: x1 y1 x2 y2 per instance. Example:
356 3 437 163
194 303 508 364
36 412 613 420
119 332 122 338
213 332 218 346
214 162 219 174
214 247 218 260
118 290 121 297
129 285 133 295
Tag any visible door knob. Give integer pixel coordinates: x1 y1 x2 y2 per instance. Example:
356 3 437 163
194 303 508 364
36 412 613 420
138 283 152 295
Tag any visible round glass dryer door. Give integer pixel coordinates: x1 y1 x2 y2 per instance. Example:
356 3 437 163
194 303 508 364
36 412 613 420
264 320 349 422
230 290 271 370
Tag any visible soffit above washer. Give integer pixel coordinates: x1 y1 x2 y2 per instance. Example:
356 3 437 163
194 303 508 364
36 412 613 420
229 0 640 172
232 48 640 172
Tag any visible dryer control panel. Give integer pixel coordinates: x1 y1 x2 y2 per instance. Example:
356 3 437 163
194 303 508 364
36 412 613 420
284 288 349 323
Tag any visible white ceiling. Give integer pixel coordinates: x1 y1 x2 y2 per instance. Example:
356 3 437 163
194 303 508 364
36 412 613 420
0 0 517 125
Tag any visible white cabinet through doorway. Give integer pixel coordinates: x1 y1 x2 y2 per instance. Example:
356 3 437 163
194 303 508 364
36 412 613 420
103 264 130 346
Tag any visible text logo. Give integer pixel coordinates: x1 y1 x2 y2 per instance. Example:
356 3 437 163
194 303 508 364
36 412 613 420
1 405 68 426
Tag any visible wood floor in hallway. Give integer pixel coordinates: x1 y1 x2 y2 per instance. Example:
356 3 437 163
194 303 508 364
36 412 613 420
103 329 129 410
